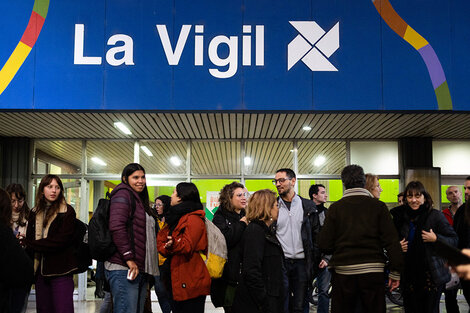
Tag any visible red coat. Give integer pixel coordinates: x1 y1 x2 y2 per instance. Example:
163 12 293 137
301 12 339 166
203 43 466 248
157 210 211 301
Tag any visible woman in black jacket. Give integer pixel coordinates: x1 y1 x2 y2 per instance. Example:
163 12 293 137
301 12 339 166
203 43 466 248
390 181 458 313
211 182 248 312
232 189 284 313
0 188 34 313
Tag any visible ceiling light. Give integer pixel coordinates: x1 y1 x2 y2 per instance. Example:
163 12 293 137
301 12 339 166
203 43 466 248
141 146 153 157
314 155 326 167
113 122 132 135
244 156 252 166
170 156 181 166
303 126 312 131
91 157 107 166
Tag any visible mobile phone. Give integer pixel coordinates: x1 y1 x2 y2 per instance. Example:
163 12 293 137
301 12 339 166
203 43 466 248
127 269 134 280
434 239 470 266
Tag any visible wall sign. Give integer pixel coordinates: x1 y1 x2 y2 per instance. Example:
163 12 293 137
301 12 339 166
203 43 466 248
0 0 469 111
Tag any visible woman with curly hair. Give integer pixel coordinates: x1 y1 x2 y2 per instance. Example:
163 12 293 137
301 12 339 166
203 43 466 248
210 182 248 312
232 189 284 313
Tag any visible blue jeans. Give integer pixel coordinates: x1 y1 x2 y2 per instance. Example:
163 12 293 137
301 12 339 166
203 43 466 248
105 270 147 313
284 259 308 313
316 267 331 313
154 275 172 313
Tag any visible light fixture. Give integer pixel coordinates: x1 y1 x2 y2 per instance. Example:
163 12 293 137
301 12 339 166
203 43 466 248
170 156 181 166
244 156 252 166
91 157 107 166
113 122 132 135
141 146 153 157
302 126 312 131
314 155 326 167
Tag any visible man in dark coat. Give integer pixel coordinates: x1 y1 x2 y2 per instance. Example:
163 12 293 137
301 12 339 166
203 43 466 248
318 164 403 313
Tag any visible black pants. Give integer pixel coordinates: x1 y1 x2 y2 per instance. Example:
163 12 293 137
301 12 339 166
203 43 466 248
462 280 470 309
330 271 385 313
173 295 206 313
444 288 460 313
403 284 443 313
284 259 308 313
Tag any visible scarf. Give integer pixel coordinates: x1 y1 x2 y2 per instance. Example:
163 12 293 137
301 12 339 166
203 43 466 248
165 201 203 232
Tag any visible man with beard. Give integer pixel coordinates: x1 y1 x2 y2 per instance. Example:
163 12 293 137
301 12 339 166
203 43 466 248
273 168 320 313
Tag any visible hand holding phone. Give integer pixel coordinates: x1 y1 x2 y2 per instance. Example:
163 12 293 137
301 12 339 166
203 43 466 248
126 260 138 281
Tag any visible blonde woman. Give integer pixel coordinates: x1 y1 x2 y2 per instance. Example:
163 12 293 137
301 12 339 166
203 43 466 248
365 173 383 199
232 189 284 313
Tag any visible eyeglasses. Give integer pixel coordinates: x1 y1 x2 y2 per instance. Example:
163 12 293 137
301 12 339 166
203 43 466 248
234 192 248 198
11 199 25 206
272 178 291 185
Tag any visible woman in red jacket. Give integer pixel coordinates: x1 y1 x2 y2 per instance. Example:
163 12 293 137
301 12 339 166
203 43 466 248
157 182 211 313
24 175 78 313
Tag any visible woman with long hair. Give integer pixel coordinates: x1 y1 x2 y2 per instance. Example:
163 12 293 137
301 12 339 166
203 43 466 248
105 163 156 313
232 189 284 313
390 181 458 313
6 183 31 313
211 182 248 312
24 175 78 313
157 182 211 313
0 188 33 313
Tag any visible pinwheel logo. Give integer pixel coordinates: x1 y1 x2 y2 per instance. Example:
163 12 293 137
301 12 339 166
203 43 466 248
287 21 340 71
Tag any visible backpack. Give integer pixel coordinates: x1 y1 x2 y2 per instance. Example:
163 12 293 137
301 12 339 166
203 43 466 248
73 218 92 274
200 217 227 279
88 190 136 262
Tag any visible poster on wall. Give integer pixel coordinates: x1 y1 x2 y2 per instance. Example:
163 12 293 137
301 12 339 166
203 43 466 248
1 0 469 111
206 191 220 216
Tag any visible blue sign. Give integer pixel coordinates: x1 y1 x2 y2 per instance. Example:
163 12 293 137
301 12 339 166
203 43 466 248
0 0 469 110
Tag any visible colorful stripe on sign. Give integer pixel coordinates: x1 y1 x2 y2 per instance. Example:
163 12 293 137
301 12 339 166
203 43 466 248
0 0 49 95
372 0 452 110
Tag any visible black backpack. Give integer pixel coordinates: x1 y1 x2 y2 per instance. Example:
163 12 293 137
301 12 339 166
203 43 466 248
88 190 136 262
73 218 92 274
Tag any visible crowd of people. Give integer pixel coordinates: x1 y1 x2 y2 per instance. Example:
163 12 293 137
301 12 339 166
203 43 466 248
2 163 470 313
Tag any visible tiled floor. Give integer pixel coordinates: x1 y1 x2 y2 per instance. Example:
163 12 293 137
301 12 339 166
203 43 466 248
24 296 470 313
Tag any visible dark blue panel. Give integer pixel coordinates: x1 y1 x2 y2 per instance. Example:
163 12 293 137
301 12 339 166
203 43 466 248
172 0 243 110
312 0 382 110
103 0 172 110
243 0 313 110
0 0 469 111
449 0 470 111
34 0 105 109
